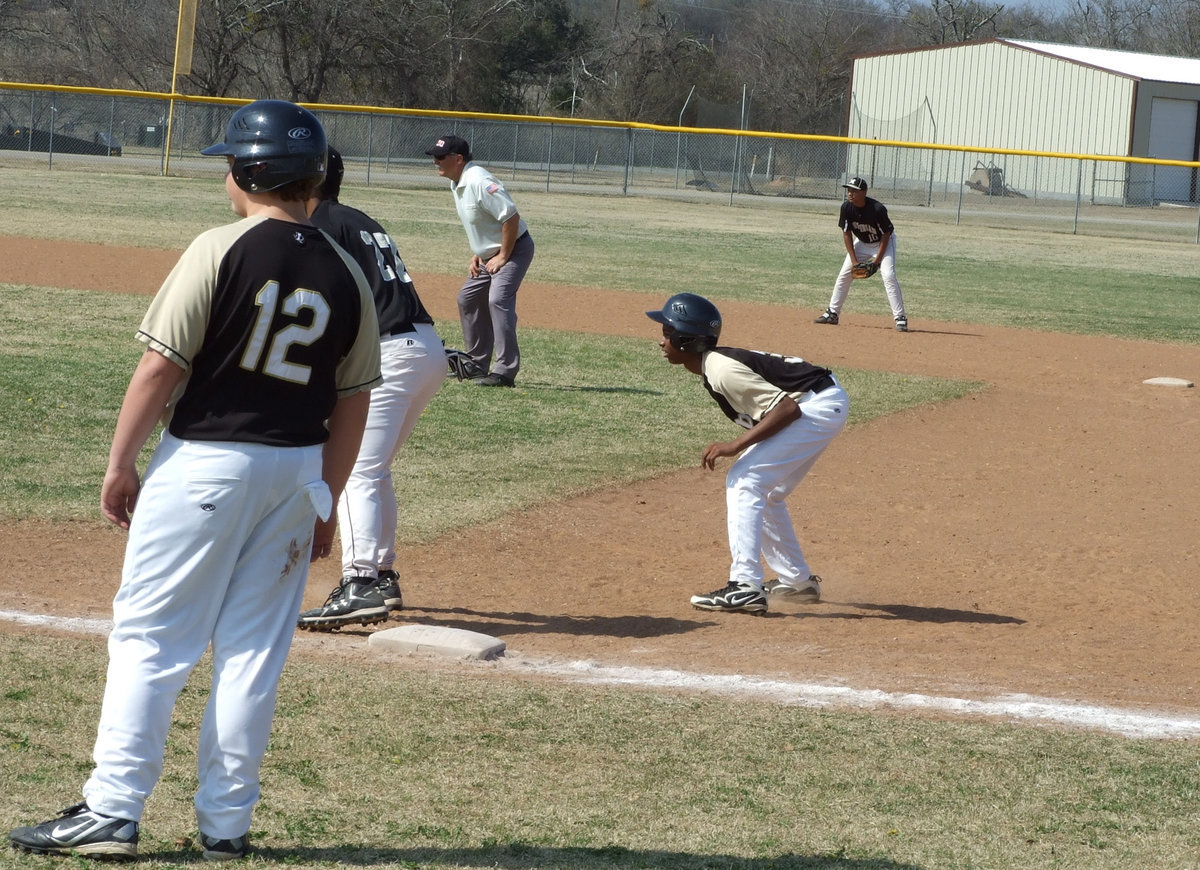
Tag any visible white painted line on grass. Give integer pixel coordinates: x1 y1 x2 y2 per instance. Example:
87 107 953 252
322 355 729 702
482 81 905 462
0 609 113 635
517 659 1200 740
4 609 1197 740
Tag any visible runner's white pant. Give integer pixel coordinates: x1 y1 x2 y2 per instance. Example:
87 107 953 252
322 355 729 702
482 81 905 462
726 383 848 588
828 235 905 319
83 433 329 839
338 321 446 577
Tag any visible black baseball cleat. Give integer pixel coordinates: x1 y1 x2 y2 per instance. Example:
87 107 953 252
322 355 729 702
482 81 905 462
895 315 909 332
475 372 515 387
297 577 389 631
374 569 403 612
199 832 250 861
814 309 839 325
9 802 139 860
690 582 768 614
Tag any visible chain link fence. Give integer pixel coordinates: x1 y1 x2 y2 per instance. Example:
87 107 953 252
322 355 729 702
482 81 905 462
3 85 1199 242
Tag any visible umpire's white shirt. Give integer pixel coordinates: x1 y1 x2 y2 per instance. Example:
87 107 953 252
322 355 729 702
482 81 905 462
451 161 527 258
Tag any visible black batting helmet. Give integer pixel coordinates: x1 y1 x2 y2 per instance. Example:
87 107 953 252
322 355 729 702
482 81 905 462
646 292 722 353
202 100 327 193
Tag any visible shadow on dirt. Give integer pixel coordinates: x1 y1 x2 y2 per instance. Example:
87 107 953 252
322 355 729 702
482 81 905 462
406 606 718 637
820 602 1025 625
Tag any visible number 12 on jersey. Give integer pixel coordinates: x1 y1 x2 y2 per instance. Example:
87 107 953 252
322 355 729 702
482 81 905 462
240 281 331 385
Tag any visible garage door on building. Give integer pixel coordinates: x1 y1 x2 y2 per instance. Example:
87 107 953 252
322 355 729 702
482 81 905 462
1149 97 1199 203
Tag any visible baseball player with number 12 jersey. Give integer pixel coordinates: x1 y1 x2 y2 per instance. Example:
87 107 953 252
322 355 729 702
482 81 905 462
8 101 381 862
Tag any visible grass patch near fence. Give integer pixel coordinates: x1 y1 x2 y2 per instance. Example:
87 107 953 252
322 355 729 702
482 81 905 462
2 167 1199 343
1 630 1198 870
0 284 977 534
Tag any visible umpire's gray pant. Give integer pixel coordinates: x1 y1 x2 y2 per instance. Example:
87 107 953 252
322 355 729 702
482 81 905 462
458 232 535 380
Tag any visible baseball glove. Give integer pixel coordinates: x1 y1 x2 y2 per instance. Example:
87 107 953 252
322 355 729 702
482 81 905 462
850 261 879 279
445 348 486 381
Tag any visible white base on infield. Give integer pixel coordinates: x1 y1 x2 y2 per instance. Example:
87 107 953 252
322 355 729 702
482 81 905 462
1142 376 1194 387
368 624 506 661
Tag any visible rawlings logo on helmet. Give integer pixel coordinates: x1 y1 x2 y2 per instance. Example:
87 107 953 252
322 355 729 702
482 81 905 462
288 126 313 140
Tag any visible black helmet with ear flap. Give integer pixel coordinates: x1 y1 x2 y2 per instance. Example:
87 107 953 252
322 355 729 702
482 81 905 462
202 100 327 193
646 292 722 353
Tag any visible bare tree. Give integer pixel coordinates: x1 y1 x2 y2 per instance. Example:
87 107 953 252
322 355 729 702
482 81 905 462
1154 0 1200 55
724 0 897 134
904 0 1006 43
1066 0 1157 48
572 0 726 123
257 0 388 103
185 0 280 97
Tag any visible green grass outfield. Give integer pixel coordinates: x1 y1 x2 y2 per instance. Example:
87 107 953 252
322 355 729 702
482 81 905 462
2 168 1199 868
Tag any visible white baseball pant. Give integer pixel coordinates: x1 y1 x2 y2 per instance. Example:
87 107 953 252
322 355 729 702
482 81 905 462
338 321 446 577
828 234 906 319
726 382 849 588
83 433 329 839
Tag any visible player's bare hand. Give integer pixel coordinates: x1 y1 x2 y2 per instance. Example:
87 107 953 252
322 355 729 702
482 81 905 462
702 441 738 470
310 516 337 562
100 466 140 529
468 255 485 278
485 254 508 274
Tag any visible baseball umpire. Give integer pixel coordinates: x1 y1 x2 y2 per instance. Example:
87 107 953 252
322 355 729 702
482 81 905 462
815 176 910 332
8 100 381 861
648 292 849 614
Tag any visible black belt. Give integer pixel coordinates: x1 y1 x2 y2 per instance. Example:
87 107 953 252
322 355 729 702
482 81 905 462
810 374 836 394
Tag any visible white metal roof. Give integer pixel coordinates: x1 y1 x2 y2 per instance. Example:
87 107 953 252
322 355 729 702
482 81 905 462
1005 40 1200 86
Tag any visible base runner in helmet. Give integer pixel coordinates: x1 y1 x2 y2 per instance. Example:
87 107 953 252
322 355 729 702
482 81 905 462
647 292 849 614
8 100 382 860
298 147 446 630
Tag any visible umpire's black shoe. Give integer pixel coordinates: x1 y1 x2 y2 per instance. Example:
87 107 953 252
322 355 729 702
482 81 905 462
476 372 515 387
9 802 139 860
374 570 403 612
297 577 389 631
814 309 839 325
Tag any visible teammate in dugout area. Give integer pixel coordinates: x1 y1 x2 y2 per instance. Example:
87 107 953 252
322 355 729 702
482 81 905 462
426 134 535 387
8 101 381 862
815 175 910 332
648 293 848 614
297 146 446 631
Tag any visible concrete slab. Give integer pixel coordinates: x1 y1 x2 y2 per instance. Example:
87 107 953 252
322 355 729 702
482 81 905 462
1143 377 1194 387
368 624 506 661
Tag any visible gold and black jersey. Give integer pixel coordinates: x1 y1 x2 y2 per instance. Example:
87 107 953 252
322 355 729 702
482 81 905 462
138 215 382 447
702 347 834 429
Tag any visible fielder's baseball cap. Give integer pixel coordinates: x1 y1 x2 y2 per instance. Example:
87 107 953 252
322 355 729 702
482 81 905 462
843 176 868 191
425 135 470 157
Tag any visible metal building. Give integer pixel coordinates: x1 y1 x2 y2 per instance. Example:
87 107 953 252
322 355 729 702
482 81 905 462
846 40 1200 205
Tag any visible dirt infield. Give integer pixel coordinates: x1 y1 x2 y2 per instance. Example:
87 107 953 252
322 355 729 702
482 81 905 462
3 236 1198 720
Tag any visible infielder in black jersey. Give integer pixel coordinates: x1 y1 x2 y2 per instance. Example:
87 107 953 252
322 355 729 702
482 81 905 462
298 147 447 631
8 101 381 862
815 176 909 332
647 293 848 614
